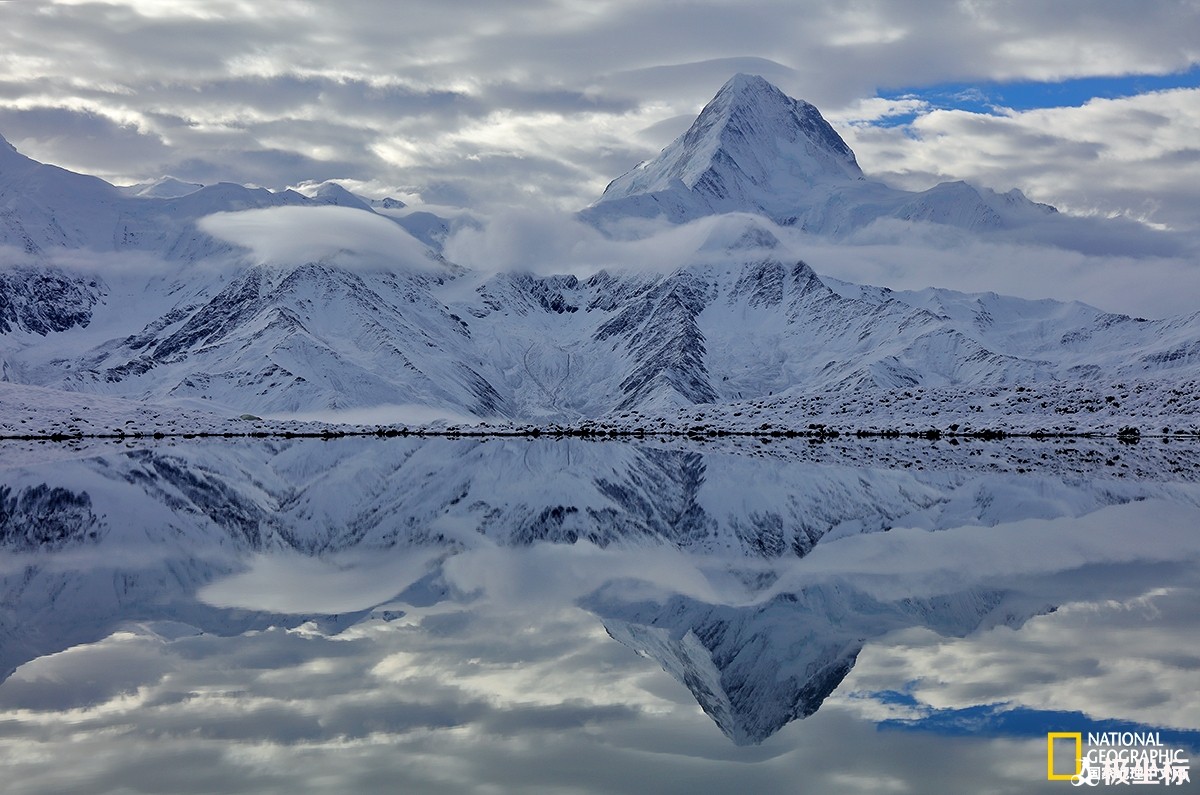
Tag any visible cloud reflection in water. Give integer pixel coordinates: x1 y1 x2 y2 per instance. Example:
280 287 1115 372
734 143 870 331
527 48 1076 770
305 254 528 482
0 436 1198 793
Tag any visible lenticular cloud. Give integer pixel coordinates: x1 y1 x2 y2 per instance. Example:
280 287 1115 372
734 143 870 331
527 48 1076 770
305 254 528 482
199 205 438 271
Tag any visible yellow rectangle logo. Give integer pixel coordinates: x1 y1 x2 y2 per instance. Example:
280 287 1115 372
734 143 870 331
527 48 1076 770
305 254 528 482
1047 732 1083 780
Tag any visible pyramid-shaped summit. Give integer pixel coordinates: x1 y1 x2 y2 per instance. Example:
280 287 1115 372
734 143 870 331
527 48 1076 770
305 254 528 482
583 74 1062 237
591 74 863 223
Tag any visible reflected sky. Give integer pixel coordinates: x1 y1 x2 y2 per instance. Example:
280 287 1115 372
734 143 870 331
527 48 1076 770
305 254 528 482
1 436 1198 793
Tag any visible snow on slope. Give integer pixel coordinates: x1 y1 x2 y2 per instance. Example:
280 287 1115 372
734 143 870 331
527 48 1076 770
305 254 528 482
118 176 204 199
3 203 1200 427
3 212 1200 425
591 74 862 222
16 262 506 416
447 216 1200 423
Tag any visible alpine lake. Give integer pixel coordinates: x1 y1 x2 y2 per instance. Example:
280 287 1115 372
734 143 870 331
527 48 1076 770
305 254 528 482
1 433 1198 794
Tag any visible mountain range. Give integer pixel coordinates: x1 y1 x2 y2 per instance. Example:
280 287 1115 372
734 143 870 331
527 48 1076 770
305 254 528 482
0 74 1198 426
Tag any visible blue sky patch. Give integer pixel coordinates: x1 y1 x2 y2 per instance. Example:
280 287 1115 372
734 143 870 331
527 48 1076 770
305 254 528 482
873 66 1200 126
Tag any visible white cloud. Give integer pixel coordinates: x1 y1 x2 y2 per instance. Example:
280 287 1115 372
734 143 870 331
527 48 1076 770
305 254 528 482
197 205 438 270
1 0 1199 220
788 220 1200 318
442 209 792 278
442 205 1200 319
839 582 1200 733
768 499 1200 602
198 549 445 614
842 88 1200 233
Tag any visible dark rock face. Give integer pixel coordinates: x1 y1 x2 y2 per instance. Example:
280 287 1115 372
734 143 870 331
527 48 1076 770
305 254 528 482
729 260 786 308
0 267 104 336
598 270 718 409
130 451 267 547
152 269 267 361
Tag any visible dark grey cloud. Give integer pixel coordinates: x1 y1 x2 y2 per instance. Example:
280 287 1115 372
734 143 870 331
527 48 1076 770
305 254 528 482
0 106 172 178
139 76 481 121
168 149 368 188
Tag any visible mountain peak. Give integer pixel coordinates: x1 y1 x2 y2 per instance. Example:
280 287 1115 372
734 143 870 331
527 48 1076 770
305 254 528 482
698 73 861 178
718 72 777 95
311 181 374 212
592 75 862 221
119 176 205 199
697 213 782 254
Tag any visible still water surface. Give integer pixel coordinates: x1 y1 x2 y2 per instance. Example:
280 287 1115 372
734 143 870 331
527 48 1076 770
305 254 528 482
1 435 1198 793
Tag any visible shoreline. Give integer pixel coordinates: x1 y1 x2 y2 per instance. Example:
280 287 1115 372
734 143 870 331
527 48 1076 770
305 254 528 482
4 423 1198 443
3 380 1198 446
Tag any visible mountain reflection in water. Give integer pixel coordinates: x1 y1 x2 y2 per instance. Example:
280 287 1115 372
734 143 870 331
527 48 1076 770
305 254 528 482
1 436 1198 793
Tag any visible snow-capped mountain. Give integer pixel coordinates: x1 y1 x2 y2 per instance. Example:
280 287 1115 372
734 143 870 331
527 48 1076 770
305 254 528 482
589 74 863 221
581 73 1057 236
118 176 205 200
1 77 1199 424
0 133 447 261
0 131 302 257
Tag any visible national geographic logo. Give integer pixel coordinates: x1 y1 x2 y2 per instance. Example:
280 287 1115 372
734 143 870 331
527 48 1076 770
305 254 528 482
1048 732 1192 786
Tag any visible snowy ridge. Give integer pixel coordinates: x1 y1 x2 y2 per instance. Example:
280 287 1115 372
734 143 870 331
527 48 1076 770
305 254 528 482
2 216 1199 427
118 176 204 200
0 132 446 262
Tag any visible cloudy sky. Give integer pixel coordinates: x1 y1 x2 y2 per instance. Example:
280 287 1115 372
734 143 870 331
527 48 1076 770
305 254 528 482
2 1 1200 316
1 0 1198 224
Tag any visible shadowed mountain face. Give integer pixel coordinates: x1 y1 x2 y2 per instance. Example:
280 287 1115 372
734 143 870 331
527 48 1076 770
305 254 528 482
2 436 1198 742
